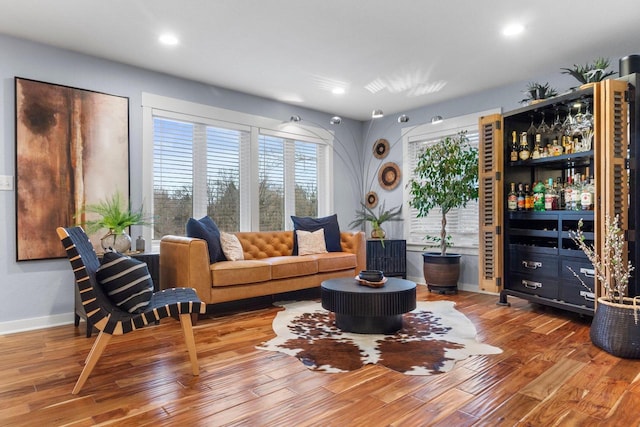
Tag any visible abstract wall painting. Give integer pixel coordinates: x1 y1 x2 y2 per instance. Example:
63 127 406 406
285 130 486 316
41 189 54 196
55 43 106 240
15 77 129 261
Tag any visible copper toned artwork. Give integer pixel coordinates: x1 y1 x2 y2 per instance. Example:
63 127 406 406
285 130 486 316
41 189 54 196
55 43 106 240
378 162 401 191
365 191 378 208
373 138 390 159
15 78 129 261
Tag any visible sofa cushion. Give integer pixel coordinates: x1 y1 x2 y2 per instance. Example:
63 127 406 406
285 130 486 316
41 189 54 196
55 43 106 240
220 231 244 261
210 260 271 286
291 214 341 255
96 251 153 313
309 252 357 272
186 216 226 263
296 229 328 255
265 256 319 279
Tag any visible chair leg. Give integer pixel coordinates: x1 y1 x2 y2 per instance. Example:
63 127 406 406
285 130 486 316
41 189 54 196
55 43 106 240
72 331 112 395
179 313 199 376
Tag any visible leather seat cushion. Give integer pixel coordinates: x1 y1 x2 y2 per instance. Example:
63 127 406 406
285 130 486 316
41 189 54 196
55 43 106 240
210 260 271 286
265 256 318 279
309 252 357 272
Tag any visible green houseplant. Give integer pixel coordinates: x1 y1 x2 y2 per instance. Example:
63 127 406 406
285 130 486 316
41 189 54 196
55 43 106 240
561 57 616 86
407 131 479 293
349 201 402 243
521 82 558 104
82 191 149 252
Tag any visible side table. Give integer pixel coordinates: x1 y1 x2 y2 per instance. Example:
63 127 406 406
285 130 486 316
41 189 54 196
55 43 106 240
366 239 406 278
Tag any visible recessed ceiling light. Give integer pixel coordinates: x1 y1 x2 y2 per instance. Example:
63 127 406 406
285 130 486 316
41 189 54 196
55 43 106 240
332 87 345 95
159 33 179 46
502 23 524 37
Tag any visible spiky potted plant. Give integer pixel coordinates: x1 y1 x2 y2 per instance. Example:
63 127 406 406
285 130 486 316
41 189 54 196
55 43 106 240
349 201 402 246
561 57 616 88
522 82 558 104
407 131 479 293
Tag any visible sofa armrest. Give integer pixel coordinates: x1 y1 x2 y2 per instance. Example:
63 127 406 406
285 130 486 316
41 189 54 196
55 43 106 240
340 231 366 273
160 235 211 301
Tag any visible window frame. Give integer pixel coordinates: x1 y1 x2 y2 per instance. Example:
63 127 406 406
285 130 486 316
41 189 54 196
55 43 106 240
402 109 499 255
142 93 334 250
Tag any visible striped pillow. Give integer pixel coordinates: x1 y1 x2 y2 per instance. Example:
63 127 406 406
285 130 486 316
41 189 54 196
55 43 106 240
96 251 153 313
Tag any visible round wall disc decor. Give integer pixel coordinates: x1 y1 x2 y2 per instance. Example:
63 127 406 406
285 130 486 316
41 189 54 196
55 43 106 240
378 162 401 190
373 138 390 159
365 191 378 208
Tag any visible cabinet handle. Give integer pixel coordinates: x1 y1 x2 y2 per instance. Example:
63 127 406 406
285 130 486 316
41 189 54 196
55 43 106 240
522 279 542 289
580 268 595 278
579 290 595 302
522 260 542 269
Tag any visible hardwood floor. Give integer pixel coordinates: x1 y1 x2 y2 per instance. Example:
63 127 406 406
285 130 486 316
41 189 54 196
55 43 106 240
1 286 640 426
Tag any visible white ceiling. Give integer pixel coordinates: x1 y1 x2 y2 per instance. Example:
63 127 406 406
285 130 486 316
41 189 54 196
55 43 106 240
1 0 639 121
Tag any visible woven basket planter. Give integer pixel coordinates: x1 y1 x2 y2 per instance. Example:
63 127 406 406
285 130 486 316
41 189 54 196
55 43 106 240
590 297 640 359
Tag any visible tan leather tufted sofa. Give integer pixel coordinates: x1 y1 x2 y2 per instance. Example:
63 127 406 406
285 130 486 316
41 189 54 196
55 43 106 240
160 230 366 304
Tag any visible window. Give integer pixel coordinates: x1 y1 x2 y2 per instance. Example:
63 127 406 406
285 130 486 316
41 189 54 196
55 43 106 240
258 135 320 230
142 93 332 245
402 109 499 250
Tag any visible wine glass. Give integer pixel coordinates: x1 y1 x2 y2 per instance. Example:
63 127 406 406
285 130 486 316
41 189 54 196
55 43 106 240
537 112 551 137
562 105 575 136
526 115 537 137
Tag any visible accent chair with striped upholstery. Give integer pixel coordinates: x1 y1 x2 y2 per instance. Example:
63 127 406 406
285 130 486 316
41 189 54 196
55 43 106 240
57 226 206 394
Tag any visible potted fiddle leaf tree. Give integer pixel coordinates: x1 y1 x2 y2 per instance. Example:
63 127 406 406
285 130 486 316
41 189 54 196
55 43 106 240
407 131 478 293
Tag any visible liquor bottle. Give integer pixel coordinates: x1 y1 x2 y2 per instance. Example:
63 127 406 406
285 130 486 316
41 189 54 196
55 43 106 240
581 175 594 211
556 177 565 209
507 182 517 211
518 132 530 161
544 178 558 210
571 174 582 210
524 184 533 211
516 183 525 211
510 131 519 162
564 175 573 210
551 139 563 156
532 134 541 159
533 181 546 211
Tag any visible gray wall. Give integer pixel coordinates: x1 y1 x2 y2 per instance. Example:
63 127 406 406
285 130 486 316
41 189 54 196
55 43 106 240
0 34 363 332
0 32 629 331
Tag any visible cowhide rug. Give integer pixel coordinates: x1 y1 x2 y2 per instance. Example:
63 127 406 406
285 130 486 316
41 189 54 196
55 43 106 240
257 300 502 375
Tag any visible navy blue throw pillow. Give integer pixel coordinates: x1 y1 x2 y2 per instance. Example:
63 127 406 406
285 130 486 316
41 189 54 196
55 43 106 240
291 214 341 255
96 251 153 313
186 216 226 263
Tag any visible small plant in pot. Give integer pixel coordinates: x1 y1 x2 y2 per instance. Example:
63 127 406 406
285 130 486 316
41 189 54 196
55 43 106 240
407 131 479 293
561 57 616 88
569 214 640 358
521 82 558 104
349 201 402 246
81 191 150 253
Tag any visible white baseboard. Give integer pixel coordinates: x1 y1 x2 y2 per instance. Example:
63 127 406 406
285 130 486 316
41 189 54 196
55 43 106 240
0 312 75 335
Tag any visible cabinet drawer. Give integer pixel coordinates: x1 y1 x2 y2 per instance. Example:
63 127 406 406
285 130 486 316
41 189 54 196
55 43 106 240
509 249 558 277
507 273 559 299
559 259 595 308
561 259 595 286
558 282 595 308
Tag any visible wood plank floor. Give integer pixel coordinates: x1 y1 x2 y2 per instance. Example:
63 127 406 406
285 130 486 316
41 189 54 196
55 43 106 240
1 286 640 426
